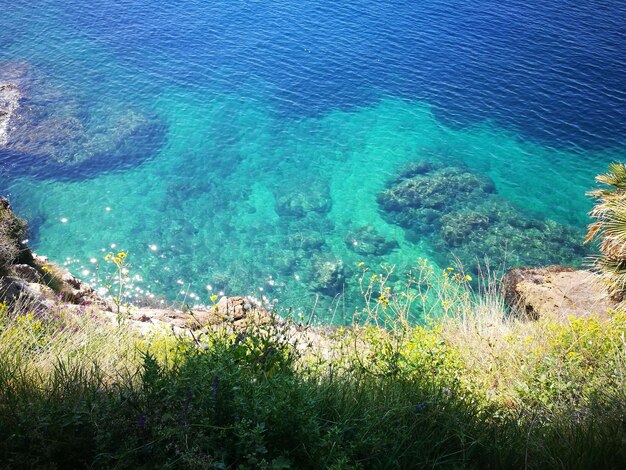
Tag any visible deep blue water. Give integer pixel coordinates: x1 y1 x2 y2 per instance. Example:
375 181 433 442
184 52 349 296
51 0 626 148
1 0 625 317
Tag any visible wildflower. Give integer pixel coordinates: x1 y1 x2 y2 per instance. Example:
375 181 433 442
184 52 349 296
358 261 365 267
210 294 218 303
371 274 377 281
447 267 454 271
442 301 449 307
117 252 126 259
465 275 472 281
105 254 112 261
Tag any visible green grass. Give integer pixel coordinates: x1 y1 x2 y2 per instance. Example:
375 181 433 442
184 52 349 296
0 265 625 469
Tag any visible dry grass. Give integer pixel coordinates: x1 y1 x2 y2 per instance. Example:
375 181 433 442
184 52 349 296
0 260 624 468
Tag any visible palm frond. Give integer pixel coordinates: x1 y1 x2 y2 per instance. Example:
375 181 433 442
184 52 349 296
587 163 626 299
598 162 626 186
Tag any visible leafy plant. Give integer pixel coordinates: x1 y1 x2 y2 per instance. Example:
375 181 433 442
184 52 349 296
0 198 28 273
586 162 626 304
103 250 130 322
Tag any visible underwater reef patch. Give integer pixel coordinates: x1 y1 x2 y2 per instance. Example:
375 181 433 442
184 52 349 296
377 161 587 272
344 224 399 257
274 180 332 218
0 61 166 179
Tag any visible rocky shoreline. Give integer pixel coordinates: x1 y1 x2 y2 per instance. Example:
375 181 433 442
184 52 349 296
0 196 342 358
0 195 616 337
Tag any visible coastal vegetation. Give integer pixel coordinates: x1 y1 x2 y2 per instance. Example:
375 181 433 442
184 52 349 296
0 265 625 468
0 198 28 274
587 162 626 307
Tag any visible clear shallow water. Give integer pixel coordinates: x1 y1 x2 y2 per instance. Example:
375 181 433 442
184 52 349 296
1 0 625 318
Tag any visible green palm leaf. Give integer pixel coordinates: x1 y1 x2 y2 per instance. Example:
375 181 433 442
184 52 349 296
587 162 626 303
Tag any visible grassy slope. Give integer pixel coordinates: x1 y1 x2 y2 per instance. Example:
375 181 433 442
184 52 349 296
0 264 624 469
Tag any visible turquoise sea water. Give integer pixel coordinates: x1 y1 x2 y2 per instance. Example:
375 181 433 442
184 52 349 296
1 1 625 318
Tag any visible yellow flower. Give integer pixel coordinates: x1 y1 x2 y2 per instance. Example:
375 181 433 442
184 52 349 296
441 301 449 307
465 275 472 281
210 294 218 303
105 254 112 261
447 267 454 271
117 252 126 259
371 274 377 281
113 257 121 264
358 261 365 267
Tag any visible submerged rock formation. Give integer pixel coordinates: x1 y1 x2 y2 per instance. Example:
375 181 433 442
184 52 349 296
344 225 398 256
309 254 345 295
0 81 20 146
378 160 587 273
275 181 332 217
0 61 165 178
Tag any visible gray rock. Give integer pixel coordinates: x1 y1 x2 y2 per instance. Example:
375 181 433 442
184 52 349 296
60 271 114 311
10 264 41 283
0 276 55 310
127 296 269 332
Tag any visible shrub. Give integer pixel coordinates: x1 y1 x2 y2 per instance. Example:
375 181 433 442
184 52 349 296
586 162 626 304
1 286 624 469
0 198 28 273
